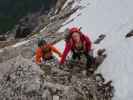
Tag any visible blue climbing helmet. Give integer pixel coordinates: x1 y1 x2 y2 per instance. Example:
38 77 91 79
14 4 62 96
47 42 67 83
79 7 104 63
38 38 46 47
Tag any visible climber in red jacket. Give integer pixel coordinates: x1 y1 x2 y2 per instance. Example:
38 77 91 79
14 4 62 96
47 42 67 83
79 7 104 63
60 27 95 66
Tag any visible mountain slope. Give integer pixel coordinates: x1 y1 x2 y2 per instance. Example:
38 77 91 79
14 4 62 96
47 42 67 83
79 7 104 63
56 0 133 100
0 0 133 99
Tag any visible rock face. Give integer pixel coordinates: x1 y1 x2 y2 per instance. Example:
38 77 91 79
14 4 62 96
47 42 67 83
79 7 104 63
0 0 82 61
55 0 67 14
125 30 133 38
0 35 7 41
0 1 114 100
0 57 44 100
94 34 106 44
15 23 32 39
0 55 114 100
13 0 74 39
0 0 83 63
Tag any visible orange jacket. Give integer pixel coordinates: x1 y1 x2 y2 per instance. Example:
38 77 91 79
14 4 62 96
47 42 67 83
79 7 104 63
35 44 62 64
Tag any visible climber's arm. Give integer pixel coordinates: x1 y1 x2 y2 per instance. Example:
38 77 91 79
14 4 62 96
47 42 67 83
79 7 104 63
60 42 71 64
35 48 42 64
49 44 62 57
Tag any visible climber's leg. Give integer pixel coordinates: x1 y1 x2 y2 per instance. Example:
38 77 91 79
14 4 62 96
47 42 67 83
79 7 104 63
84 53 96 76
70 52 80 63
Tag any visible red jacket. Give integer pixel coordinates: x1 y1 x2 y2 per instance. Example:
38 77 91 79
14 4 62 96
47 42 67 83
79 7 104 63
60 28 92 64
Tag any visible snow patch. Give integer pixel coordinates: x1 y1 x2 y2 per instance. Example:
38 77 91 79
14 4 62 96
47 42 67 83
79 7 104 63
56 0 133 100
12 40 30 48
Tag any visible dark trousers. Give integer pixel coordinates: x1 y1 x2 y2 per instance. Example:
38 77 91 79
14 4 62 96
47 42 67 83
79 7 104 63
72 52 95 66
43 56 54 61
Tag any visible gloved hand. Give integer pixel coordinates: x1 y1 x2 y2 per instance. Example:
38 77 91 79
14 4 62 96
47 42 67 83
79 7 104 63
58 61 64 65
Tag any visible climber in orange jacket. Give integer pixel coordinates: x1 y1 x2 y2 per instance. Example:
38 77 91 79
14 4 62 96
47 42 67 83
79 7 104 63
35 39 62 65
